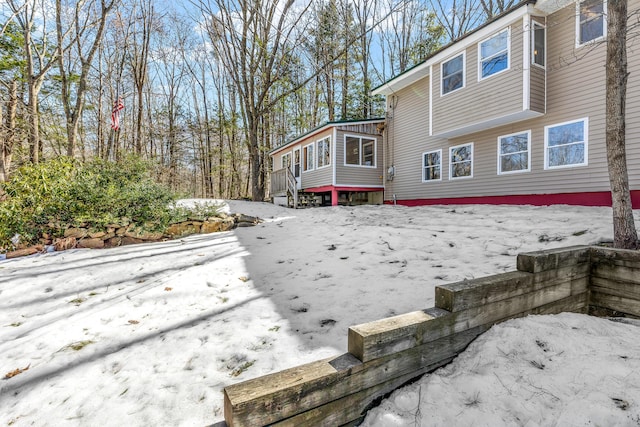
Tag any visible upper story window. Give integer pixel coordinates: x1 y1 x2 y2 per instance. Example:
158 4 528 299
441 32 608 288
544 118 588 169
532 22 545 67
422 150 442 182
450 143 473 179
345 135 376 167
578 0 605 45
479 28 509 79
281 152 291 170
303 143 314 172
441 53 465 95
498 131 531 174
317 136 331 168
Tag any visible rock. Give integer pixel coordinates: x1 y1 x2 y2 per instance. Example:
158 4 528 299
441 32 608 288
54 237 77 251
236 222 255 228
120 236 144 246
6 245 44 259
116 227 128 236
235 214 261 225
124 227 164 241
201 218 236 233
105 237 122 247
100 232 115 240
64 227 88 239
89 231 106 239
77 238 105 249
165 222 201 237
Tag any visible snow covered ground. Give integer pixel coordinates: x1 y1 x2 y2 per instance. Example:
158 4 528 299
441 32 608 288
1 200 639 426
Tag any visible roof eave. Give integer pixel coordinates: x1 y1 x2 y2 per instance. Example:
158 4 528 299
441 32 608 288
269 118 386 155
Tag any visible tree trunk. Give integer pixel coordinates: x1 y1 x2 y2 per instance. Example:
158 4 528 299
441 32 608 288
606 0 639 249
27 77 40 163
1 81 18 182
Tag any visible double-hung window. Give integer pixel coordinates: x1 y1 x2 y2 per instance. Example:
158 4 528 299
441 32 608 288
422 150 442 182
577 0 605 45
544 118 588 169
449 143 473 179
303 143 314 172
479 28 509 79
441 53 464 95
317 137 331 168
345 136 376 167
498 131 531 174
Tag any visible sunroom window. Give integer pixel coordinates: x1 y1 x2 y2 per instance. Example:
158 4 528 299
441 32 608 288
282 152 291 170
498 131 530 174
317 137 331 168
479 28 509 79
545 118 588 169
423 150 442 181
303 143 314 171
578 0 605 45
345 136 375 167
450 143 473 179
441 53 464 95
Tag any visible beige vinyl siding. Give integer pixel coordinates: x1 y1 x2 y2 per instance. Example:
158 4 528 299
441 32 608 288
530 65 545 113
432 21 524 136
335 129 384 187
300 128 334 189
384 77 450 201
388 0 640 202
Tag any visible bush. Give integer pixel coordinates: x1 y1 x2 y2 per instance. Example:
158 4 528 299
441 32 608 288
0 156 219 250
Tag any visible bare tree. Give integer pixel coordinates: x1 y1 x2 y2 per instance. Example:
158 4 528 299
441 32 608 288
478 0 518 19
199 0 311 201
606 0 638 248
0 81 17 182
429 0 483 41
9 0 75 163
57 0 117 158
129 0 153 156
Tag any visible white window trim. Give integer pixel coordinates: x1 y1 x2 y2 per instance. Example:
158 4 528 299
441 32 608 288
344 134 377 168
497 130 532 175
316 136 332 169
449 142 474 180
531 21 546 69
303 142 314 173
544 117 589 170
576 0 606 47
422 149 443 183
440 52 466 97
478 27 511 81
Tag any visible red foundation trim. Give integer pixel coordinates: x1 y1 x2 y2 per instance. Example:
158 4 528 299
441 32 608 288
304 185 384 193
385 191 640 209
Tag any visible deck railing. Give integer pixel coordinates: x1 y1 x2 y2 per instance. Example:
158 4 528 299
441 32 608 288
270 168 297 208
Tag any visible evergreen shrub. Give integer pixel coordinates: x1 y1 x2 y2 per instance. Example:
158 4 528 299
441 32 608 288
0 156 221 250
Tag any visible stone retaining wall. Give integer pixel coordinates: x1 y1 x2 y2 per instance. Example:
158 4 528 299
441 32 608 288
4 213 261 259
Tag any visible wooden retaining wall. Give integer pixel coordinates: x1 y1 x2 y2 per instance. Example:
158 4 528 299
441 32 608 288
223 245 640 427
590 246 640 317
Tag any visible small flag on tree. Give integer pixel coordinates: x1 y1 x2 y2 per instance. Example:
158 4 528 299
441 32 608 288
111 98 124 131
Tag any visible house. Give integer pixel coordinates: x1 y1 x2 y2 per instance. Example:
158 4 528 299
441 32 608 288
373 0 640 207
269 119 385 207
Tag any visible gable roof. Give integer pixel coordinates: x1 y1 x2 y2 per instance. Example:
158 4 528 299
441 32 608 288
372 0 539 96
269 118 385 156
